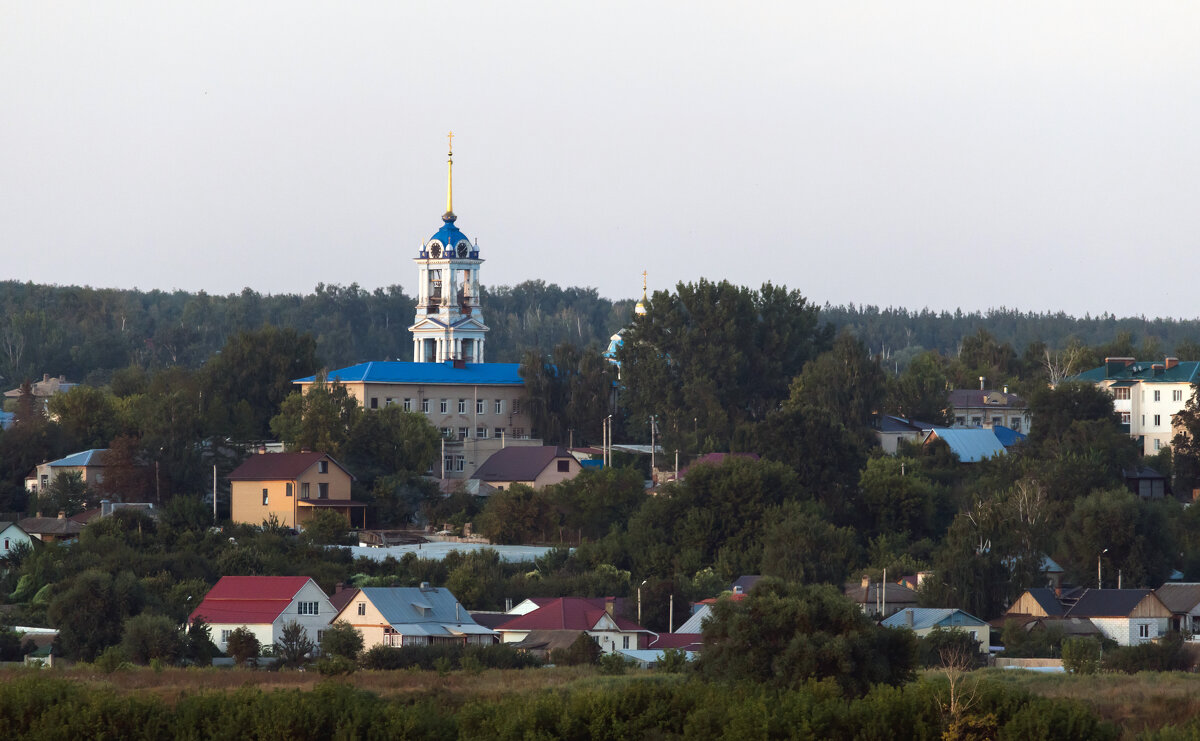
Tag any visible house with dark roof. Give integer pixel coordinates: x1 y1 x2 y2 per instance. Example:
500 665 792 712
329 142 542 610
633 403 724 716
188 576 334 655
0 521 32 556
1153 583 1200 634
873 415 939 455
495 597 652 655
227 452 364 530
1064 588 1171 646
1069 357 1200 455
1124 466 1170 500
882 608 990 653
332 585 496 648
844 575 920 618
948 388 1031 434
18 514 84 544
4 374 77 412
470 446 582 490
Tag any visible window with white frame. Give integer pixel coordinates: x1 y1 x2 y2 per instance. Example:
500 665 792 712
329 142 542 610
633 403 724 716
440 399 448 414
1010 419 1021 432
262 488 268 505
494 427 504 439
1154 390 1162 402
477 427 488 439
512 399 521 414
623 635 630 649
1155 439 1162 451
443 456 453 473
458 427 468 440
404 398 413 411
495 400 504 415
1121 412 1131 424
454 455 465 472
1139 623 1150 638
298 601 319 615
221 629 232 642
1114 387 1130 400
458 399 467 414
1175 389 1185 402
477 399 486 414
318 460 328 474
421 399 429 413
1155 414 1161 426
441 427 453 438
358 602 366 616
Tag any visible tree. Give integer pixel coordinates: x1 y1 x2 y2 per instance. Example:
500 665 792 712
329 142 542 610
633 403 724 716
96 435 153 502
520 343 616 445
477 484 554 545
320 621 365 661
1027 382 1121 449
270 375 361 459
857 457 944 540
48 385 119 450
185 618 219 666
697 579 917 696
1061 636 1101 674
120 613 184 665
226 626 260 667
201 327 319 439
38 470 89 517
274 620 316 668
888 350 952 425
343 405 440 485
758 501 859 585
301 509 353 546
786 330 886 442
1059 488 1176 589
549 632 601 666
1172 383 1200 497
47 569 145 661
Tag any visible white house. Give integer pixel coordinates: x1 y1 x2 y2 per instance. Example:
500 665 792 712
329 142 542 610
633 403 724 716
494 597 652 655
188 576 334 655
1070 357 1200 456
1064 589 1171 646
0 522 32 557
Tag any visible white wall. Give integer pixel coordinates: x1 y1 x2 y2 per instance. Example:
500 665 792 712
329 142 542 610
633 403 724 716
1090 616 1163 646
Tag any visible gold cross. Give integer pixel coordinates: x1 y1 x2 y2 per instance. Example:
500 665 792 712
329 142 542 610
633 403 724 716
447 131 454 154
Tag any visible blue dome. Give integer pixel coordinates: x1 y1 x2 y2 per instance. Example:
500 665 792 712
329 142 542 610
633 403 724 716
429 220 469 249
423 212 478 259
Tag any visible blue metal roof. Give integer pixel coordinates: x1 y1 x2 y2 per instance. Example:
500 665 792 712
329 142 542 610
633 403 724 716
926 429 1007 462
881 607 987 631
49 449 107 467
991 425 1027 447
294 361 524 386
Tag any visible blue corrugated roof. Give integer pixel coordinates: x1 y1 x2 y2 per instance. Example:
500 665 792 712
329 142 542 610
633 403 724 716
48 449 107 467
991 425 1027 447
294 361 524 386
881 607 988 631
926 429 1006 462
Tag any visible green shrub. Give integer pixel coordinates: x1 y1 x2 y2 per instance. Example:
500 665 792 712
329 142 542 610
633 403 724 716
121 613 184 665
316 655 357 676
319 621 364 661
549 633 601 666
1103 632 1188 673
94 645 131 673
656 647 690 673
1061 636 1102 674
225 626 260 667
597 652 630 675
358 643 539 671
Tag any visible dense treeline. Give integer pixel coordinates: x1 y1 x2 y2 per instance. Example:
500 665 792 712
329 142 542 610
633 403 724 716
0 672 1119 740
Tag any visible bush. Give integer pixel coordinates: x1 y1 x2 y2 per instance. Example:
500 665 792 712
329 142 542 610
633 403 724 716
1061 636 1102 674
319 621 364 660
918 627 982 668
597 652 630 675
93 645 131 673
226 627 260 667
121 613 184 666
274 620 315 669
656 648 690 673
549 633 601 666
359 643 539 671
1103 632 1189 673
316 655 357 676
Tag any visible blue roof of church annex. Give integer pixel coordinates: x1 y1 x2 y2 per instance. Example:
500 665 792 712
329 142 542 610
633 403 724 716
293 361 523 386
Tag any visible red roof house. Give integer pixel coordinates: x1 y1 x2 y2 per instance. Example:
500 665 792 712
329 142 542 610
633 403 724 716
495 597 652 654
189 576 335 656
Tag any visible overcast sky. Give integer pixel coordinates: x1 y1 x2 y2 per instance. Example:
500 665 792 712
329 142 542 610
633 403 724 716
4 3 1199 318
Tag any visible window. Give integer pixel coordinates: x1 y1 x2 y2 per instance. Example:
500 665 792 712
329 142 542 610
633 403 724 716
221 630 232 642
318 460 328 474
301 483 310 499
318 483 329 499
1155 438 1162 451
440 399 448 414
1175 389 1185 402
442 427 453 438
298 601 319 616
421 399 430 413
970 416 982 427
1121 412 1131 424
385 397 393 406
623 635 630 649
454 455 465 472
477 399 486 414
286 483 293 498
955 416 965 426
458 399 467 414
1155 415 1162 426
477 427 488 439
991 416 1002 426
262 488 269 506
3 538 8 550
495 428 504 439
1114 387 1130 400
557 460 571 472
1139 623 1150 638
495 400 504 414
514 428 525 439
404 398 413 411
458 427 468 440
1010 419 1021 432
512 399 521 414
370 397 378 409
358 602 366 616
1154 390 1162 402
443 456 453 473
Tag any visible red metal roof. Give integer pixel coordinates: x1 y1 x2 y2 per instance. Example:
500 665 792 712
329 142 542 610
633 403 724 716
496 597 648 633
647 633 703 650
188 576 315 625
227 452 354 481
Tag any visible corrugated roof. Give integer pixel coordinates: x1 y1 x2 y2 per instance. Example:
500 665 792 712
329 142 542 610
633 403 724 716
1066 589 1155 618
676 605 712 634
48 449 107 467
1023 588 1065 617
471 446 572 482
1154 583 1200 614
228 452 354 481
496 597 648 633
18 517 83 536
293 361 524 386
948 389 1027 409
881 607 988 631
189 576 316 625
924 429 1007 462
1072 360 1200 384
359 586 494 637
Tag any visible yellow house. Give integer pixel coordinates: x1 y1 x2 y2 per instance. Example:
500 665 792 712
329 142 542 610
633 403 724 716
332 585 496 648
228 452 364 529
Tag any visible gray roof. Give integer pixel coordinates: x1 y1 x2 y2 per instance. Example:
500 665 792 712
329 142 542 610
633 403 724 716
17 517 83 536
676 605 712 634
844 582 919 605
471 446 572 482
1066 589 1154 618
1022 588 1065 617
731 575 762 593
359 586 496 637
925 429 1007 462
1154 583 1200 614
948 389 1027 410
881 607 988 631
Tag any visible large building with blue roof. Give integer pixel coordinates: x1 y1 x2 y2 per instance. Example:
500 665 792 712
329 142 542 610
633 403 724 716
293 137 540 480
1069 356 1200 456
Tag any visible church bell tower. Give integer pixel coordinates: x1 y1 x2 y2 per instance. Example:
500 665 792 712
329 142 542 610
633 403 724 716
409 133 489 363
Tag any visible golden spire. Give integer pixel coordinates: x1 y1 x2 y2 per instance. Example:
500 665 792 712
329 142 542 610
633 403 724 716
635 270 648 315
445 131 455 218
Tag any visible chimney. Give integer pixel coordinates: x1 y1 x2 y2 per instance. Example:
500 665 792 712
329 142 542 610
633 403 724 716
905 609 914 628
57 511 65 519
43 373 50 383
1003 385 1008 395
505 597 513 612
861 574 871 589
455 603 461 622
1105 357 1136 377
979 376 985 391
419 581 430 590
1166 357 1180 370
334 582 345 594
917 571 932 587
1153 363 1165 377
605 598 615 617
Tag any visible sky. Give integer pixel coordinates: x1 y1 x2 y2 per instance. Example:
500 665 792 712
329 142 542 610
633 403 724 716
4 3 1200 318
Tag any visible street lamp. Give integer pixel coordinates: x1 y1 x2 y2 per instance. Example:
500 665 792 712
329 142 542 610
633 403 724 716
1098 548 1108 588
638 579 648 625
